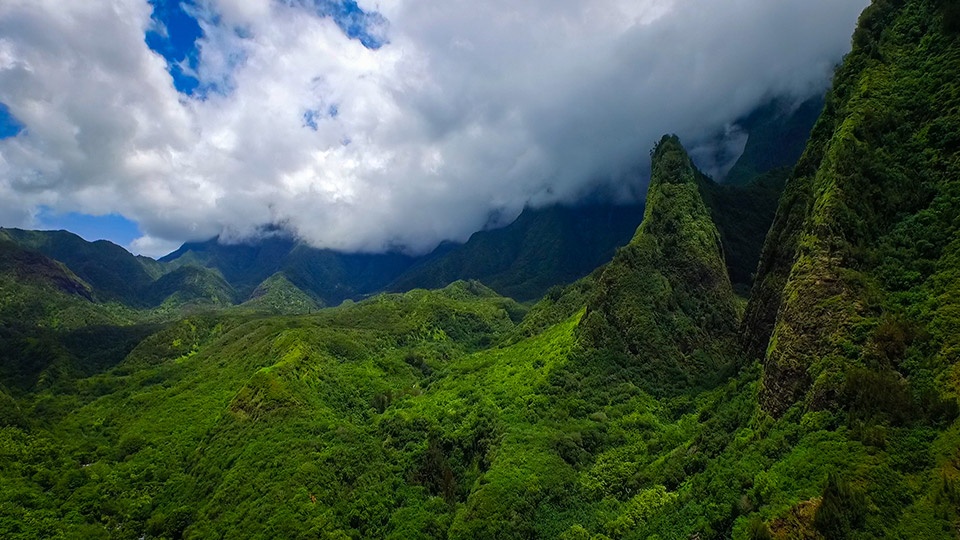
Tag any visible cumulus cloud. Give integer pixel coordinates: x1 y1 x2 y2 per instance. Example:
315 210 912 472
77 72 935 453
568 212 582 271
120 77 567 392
0 0 868 257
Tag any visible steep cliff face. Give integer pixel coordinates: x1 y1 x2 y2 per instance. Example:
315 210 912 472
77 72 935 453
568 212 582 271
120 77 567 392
744 0 960 415
578 135 740 394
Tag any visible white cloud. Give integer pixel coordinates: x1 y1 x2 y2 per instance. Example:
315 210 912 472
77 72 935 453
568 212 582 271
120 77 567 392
0 0 869 257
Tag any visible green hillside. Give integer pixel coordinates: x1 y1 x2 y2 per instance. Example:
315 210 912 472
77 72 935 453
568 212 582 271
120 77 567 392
388 204 645 302
1 1 959 538
0 228 156 305
240 272 323 314
145 265 237 310
0 241 149 396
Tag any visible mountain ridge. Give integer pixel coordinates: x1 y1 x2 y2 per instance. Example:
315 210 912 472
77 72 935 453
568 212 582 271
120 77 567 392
4 3 959 537
744 0 960 417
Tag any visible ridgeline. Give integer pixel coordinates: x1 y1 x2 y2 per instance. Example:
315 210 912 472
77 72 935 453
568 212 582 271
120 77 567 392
1 1 959 538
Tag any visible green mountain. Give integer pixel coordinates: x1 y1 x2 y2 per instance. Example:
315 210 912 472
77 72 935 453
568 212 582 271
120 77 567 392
387 93 817 301
145 265 237 310
0 229 250 312
152 203 647 306
577 135 740 395
744 0 960 416
0 228 155 305
240 272 322 314
388 203 645 302
160 236 418 306
734 0 960 536
2 2 960 539
0 238 93 302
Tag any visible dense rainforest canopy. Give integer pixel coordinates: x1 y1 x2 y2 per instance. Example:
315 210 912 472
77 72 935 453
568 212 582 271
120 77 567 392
1 0 959 538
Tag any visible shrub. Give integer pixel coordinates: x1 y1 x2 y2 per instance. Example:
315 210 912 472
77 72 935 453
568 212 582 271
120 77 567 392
813 472 867 538
746 516 772 540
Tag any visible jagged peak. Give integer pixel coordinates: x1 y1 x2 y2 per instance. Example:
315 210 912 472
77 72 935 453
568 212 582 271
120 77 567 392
576 136 739 395
649 134 698 186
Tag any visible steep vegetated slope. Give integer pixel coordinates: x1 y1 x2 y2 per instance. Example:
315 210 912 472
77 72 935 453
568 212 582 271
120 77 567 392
0 229 244 311
739 0 960 536
392 94 824 301
578 135 741 395
0 228 155 305
387 203 645 302
723 95 825 186
745 0 960 414
0 239 94 303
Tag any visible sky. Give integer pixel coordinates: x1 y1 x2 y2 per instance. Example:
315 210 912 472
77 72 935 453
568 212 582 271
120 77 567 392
0 0 869 258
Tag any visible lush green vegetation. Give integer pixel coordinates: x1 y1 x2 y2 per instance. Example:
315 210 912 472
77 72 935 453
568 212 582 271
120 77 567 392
740 0 960 535
699 168 790 295
1 1 959 538
746 0 960 412
240 273 323 314
578 135 741 396
387 204 645 302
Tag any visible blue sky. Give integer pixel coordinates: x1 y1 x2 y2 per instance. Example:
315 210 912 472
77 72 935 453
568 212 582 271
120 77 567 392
36 209 142 248
0 0 385 256
144 0 383 96
0 103 21 139
145 0 204 95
